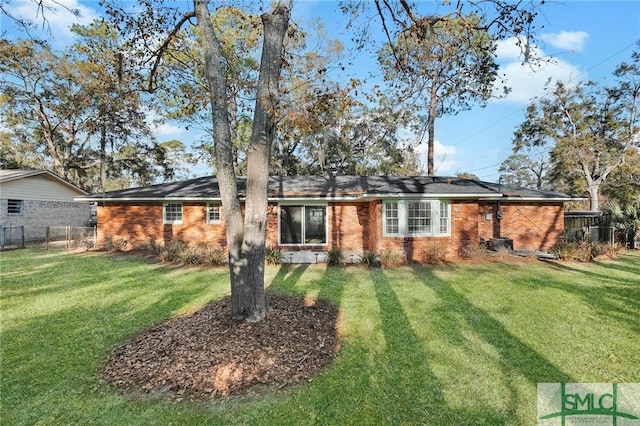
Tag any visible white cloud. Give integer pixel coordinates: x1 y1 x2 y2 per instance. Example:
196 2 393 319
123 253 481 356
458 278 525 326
7 0 98 42
542 31 589 52
416 140 463 175
154 123 185 138
493 37 584 105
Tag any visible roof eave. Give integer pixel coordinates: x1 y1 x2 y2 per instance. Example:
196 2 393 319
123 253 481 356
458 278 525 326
362 193 497 199
5 170 89 196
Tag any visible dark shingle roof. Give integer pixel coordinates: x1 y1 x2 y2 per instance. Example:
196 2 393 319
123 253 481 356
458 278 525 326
77 175 577 202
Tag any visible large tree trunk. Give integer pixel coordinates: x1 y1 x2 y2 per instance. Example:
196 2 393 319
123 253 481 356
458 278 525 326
195 0 289 322
427 83 437 176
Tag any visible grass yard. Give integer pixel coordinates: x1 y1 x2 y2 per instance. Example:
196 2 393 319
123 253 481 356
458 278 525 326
1 249 639 425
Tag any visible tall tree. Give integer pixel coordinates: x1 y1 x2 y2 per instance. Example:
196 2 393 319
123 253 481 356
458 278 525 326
296 98 422 176
378 14 500 176
0 33 163 192
514 68 640 210
70 20 162 191
103 0 542 322
194 0 289 321
0 0 81 36
157 6 263 175
272 19 351 176
499 151 551 189
601 148 640 205
104 0 291 320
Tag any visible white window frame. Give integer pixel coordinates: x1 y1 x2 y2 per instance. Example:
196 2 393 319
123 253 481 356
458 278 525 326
382 199 450 237
206 202 221 224
7 199 24 215
278 203 328 246
163 202 183 224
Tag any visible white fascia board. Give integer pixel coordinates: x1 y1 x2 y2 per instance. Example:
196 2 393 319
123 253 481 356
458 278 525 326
485 196 584 202
266 195 361 202
361 193 496 200
75 197 223 203
77 195 362 203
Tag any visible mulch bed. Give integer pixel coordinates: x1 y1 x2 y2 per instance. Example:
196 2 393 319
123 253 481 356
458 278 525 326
102 293 340 401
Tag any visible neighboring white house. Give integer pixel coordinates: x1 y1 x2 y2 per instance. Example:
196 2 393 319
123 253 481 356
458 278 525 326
0 169 91 242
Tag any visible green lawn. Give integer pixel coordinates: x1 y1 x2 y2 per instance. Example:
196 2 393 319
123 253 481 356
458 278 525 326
1 250 639 425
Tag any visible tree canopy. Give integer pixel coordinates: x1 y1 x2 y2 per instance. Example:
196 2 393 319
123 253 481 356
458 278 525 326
2 0 548 322
512 47 640 210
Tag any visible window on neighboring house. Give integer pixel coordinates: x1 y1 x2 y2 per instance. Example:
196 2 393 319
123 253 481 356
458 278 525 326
279 204 327 245
163 203 183 224
206 202 221 224
7 199 24 215
382 199 450 237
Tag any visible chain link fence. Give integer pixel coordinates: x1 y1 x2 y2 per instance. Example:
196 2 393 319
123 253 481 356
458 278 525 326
0 226 96 251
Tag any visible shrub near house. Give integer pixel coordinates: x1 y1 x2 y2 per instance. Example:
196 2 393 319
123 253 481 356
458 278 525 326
76 175 578 262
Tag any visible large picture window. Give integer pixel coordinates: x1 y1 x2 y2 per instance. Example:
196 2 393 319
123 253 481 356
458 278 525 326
383 200 450 237
163 203 183 224
279 204 327 245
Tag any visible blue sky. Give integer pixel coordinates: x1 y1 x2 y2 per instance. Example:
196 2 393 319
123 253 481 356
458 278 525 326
2 0 639 182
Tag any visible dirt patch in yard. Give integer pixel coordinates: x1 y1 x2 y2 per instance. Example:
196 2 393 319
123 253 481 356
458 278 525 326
102 293 340 401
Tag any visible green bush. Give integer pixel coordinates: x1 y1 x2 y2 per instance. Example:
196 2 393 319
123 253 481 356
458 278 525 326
359 251 380 267
265 246 282 265
327 247 345 266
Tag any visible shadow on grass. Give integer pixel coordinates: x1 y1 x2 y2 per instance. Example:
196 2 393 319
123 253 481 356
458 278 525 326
534 259 640 334
368 268 447 423
269 263 310 295
301 267 525 424
1 253 221 425
413 267 575 386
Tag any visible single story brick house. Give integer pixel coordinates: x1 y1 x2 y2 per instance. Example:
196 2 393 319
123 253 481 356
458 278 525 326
77 175 578 262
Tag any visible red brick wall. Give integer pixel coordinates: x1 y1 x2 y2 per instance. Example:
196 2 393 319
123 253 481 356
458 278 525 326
97 199 565 255
499 202 564 250
478 202 499 243
97 202 226 250
328 202 369 251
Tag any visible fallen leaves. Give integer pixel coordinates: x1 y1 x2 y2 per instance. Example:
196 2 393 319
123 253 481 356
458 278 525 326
102 293 339 400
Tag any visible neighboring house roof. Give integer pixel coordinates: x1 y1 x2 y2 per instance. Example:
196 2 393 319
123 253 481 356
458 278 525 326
76 175 578 203
0 169 89 196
